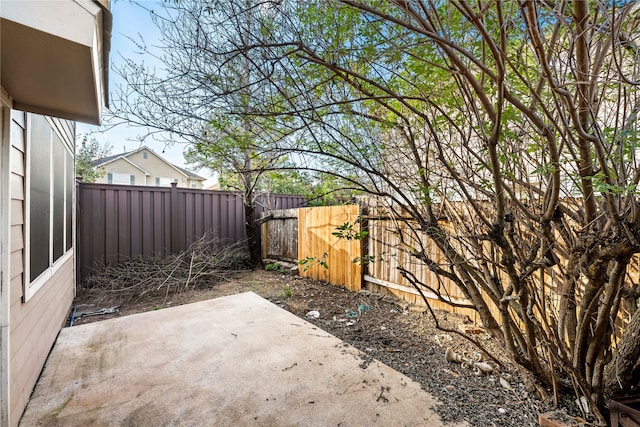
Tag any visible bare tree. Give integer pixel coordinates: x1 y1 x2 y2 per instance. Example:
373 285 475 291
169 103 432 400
208 1 640 422
111 0 298 267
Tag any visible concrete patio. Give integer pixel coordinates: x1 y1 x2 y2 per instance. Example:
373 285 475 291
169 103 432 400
19 292 465 426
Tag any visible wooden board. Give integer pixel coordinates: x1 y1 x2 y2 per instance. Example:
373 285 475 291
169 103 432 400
298 205 362 291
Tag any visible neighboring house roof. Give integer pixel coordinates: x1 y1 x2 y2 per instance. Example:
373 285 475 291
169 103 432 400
92 146 206 181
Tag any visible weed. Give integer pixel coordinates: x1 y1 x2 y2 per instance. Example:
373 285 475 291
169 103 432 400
265 262 284 272
283 285 292 299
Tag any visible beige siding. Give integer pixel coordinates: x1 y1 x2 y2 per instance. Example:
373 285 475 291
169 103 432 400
8 112 75 426
95 149 204 188
9 259 73 422
95 158 147 185
128 150 183 182
8 111 25 427
9 252 22 281
9 175 23 201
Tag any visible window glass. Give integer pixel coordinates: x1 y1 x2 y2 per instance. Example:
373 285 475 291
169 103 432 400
66 150 73 251
111 172 132 185
28 114 74 289
29 115 51 281
157 177 174 187
52 132 65 260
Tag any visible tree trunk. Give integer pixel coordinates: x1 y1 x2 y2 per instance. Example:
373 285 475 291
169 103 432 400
244 199 263 268
605 307 640 397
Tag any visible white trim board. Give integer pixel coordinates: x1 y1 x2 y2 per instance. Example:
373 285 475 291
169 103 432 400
0 90 13 427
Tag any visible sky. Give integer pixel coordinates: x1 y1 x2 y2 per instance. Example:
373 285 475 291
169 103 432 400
77 0 216 184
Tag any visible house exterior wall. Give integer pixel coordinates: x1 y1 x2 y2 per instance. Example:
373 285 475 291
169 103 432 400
1 89 12 427
95 148 204 189
6 111 75 427
1 1 109 424
127 150 195 188
94 157 147 186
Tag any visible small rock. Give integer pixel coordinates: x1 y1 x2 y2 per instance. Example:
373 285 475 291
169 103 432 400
442 368 460 378
306 310 320 319
498 408 507 415
499 377 513 391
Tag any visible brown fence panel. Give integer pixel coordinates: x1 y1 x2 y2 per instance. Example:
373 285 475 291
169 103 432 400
298 205 362 291
256 194 304 212
76 182 306 281
174 188 245 251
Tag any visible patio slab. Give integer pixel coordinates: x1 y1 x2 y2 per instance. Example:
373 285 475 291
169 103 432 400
19 292 465 426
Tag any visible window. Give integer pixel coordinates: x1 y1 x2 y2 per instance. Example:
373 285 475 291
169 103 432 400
191 181 198 188
143 151 148 159
26 115 74 298
108 172 134 185
155 177 175 187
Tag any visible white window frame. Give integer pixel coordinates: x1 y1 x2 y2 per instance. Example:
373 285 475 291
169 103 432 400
156 176 175 187
24 115 74 301
111 172 133 185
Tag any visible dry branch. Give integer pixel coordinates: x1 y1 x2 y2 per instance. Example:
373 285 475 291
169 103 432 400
79 232 251 306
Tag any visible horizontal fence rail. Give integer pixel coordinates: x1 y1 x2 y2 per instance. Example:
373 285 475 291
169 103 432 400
76 182 305 281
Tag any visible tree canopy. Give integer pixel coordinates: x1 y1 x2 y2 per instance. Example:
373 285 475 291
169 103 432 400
75 135 112 183
192 1 640 422
115 1 640 422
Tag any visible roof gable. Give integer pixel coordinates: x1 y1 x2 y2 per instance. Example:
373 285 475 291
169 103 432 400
92 146 206 181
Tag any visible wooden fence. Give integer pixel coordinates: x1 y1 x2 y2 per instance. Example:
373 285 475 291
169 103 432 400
76 182 305 280
261 208 299 263
261 205 362 291
261 205 528 323
262 204 472 308
263 204 639 330
298 206 362 291
365 215 486 321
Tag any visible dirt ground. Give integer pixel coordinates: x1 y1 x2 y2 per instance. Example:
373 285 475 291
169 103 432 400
72 268 581 427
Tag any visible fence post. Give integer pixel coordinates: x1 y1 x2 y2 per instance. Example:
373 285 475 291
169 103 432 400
261 215 269 260
360 205 369 290
170 182 178 253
